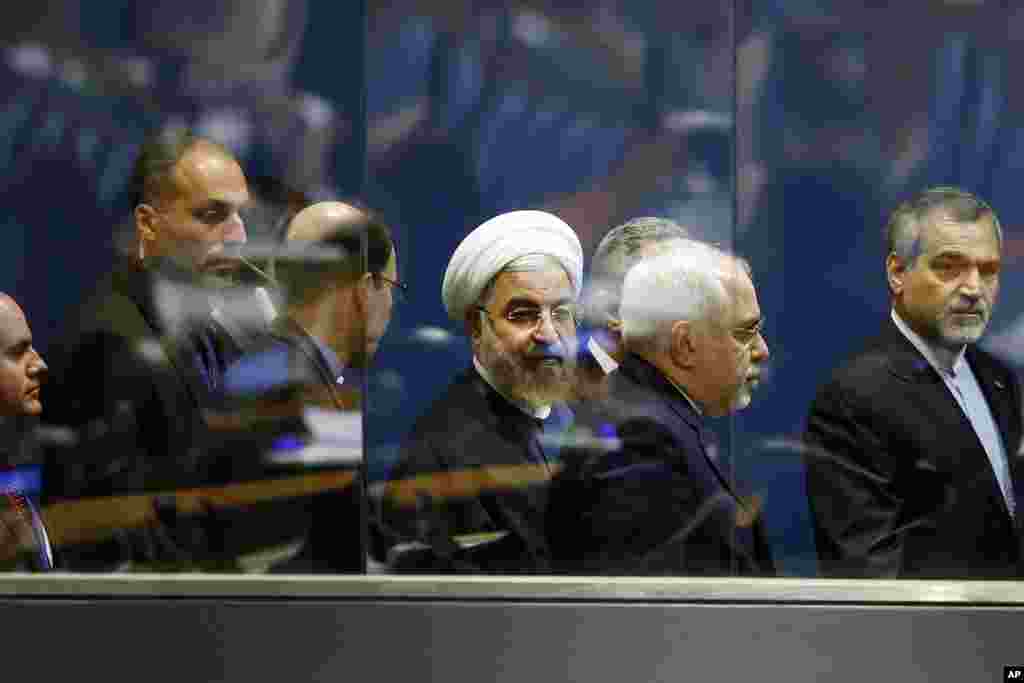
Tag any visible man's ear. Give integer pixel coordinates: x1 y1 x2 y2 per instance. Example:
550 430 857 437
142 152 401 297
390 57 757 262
668 320 697 369
134 204 158 260
606 317 623 337
465 308 483 343
354 273 374 314
886 252 908 297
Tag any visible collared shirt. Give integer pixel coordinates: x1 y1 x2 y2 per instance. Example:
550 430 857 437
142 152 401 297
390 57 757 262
892 309 1015 517
473 356 552 420
308 333 346 386
281 316 347 386
586 337 620 375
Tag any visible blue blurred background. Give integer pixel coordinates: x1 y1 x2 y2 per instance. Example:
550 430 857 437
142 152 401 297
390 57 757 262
4 0 1024 575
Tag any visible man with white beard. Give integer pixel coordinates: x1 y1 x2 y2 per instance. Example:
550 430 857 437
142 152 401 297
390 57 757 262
380 210 582 573
547 240 775 575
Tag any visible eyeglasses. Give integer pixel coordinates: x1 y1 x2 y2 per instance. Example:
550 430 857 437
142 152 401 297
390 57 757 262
374 274 409 304
476 303 578 331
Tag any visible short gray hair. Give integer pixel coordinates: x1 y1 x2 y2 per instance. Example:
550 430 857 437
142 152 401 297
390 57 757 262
887 187 1002 267
621 240 748 353
478 253 572 309
584 217 690 326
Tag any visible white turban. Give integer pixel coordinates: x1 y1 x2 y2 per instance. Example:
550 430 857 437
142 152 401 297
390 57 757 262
442 210 583 321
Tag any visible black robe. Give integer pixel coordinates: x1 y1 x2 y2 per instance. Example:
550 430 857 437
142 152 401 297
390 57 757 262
380 367 571 573
547 353 776 576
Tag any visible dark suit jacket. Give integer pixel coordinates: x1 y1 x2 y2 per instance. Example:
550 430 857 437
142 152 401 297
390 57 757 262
380 367 570 573
547 353 775 576
220 317 366 574
804 319 1024 578
44 262 228 494
42 261 245 569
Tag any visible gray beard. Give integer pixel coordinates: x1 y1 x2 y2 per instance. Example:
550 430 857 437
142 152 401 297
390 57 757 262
481 345 574 406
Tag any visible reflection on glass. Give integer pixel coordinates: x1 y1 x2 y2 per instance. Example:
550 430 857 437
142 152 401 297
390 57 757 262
804 188 1018 579
549 240 773 576
7 0 1023 583
377 210 582 573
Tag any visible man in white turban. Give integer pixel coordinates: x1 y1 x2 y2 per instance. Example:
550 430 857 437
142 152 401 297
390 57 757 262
379 210 583 573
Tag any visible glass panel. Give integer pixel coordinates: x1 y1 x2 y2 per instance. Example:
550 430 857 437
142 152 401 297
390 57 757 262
366 1 747 575
0 0 369 573
2 0 1017 586
737 1 1024 579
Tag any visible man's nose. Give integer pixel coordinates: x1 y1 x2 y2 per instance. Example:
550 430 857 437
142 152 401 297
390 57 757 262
532 313 560 344
29 350 47 378
752 331 770 361
960 267 983 294
223 214 247 243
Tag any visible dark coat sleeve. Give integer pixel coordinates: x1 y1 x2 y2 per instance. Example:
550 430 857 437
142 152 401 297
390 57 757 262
550 410 767 576
803 379 909 578
549 414 705 574
44 326 205 495
377 388 552 573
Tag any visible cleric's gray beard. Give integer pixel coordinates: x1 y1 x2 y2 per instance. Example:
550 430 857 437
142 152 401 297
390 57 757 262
478 337 573 406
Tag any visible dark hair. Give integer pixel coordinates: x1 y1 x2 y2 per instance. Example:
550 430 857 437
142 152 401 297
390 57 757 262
886 187 1001 267
128 128 226 209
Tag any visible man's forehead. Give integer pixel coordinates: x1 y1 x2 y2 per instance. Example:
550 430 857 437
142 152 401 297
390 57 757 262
722 270 760 321
171 143 249 205
0 297 30 347
921 214 1000 254
492 267 574 303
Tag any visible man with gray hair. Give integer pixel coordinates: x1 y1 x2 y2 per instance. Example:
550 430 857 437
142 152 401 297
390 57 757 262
547 239 774 574
805 187 1023 578
381 210 583 572
575 218 688 400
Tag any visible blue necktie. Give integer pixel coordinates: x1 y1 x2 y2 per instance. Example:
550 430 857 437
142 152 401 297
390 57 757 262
194 329 221 391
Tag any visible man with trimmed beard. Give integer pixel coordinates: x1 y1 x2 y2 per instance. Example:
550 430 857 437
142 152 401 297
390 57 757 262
805 187 1023 578
380 210 582 573
547 240 775 574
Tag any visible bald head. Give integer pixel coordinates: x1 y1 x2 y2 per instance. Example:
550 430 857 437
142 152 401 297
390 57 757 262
277 202 399 364
277 201 395 290
0 294 47 417
287 201 368 243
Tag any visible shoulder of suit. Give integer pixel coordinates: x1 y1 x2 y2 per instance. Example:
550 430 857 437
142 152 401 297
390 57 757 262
405 368 496 438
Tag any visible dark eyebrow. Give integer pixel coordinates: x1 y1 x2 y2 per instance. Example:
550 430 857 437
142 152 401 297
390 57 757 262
505 296 573 308
503 298 542 310
195 200 233 212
